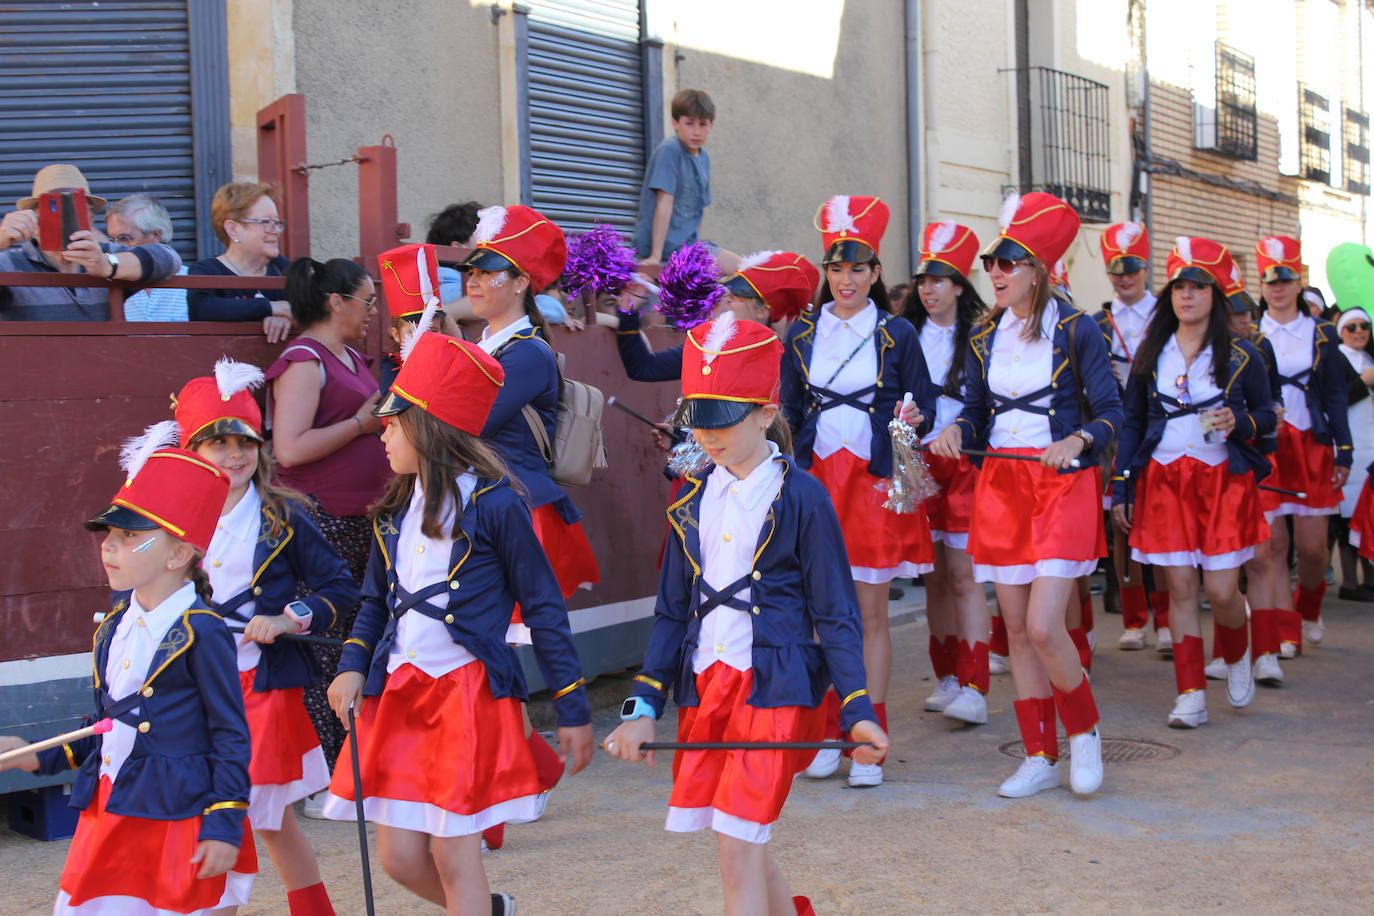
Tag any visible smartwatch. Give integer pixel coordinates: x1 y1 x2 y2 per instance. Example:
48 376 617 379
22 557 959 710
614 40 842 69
620 697 657 722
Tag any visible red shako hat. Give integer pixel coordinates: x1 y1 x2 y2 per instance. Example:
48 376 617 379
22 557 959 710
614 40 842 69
723 250 819 322
458 204 567 293
983 191 1080 268
1099 221 1149 275
1215 244 1257 314
916 221 979 279
86 421 229 553
673 312 782 429
1256 235 1303 283
816 195 889 264
375 331 505 436
379 243 442 319
1166 236 1229 287
173 357 265 446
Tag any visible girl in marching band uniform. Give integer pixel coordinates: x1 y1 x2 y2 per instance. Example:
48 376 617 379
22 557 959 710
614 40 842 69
176 358 358 915
780 195 933 787
1 427 256 914
901 221 993 725
323 330 593 916
1111 239 1274 729
930 192 1121 798
604 313 887 916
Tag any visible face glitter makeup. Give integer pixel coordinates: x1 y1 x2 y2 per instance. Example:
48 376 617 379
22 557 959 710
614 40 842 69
131 535 158 554
489 270 509 288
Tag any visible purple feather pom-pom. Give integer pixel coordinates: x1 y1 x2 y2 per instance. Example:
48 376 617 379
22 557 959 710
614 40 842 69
562 225 636 300
657 242 724 330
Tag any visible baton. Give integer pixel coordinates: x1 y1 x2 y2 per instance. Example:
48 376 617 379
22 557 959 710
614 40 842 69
223 622 343 648
604 740 876 752
919 445 1081 469
1259 484 1308 498
0 719 113 767
347 704 377 916
607 396 685 444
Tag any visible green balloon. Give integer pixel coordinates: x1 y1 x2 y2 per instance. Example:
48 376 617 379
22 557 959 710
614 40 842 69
1326 242 1374 312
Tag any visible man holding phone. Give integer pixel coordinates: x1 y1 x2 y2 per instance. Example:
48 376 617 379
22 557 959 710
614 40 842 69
0 163 181 320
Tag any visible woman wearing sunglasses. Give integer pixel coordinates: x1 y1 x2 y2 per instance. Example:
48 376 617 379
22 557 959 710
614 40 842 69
1331 308 1374 600
187 181 295 342
929 192 1120 799
1111 238 1275 729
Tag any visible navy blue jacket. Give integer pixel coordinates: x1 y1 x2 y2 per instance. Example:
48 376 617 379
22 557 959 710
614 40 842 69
615 309 683 382
337 476 591 727
1111 337 1276 505
1264 319 1354 466
953 300 1123 471
780 309 936 477
483 328 581 523
209 496 359 691
630 453 878 731
38 597 251 846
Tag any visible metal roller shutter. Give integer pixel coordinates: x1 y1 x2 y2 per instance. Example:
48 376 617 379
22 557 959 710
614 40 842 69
525 0 645 234
0 0 227 259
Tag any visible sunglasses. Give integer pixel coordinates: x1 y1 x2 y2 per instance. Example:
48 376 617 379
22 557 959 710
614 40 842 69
1175 373 1192 408
980 255 1030 273
1343 322 1371 332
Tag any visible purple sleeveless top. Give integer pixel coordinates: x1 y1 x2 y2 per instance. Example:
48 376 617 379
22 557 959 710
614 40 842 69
264 337 391 516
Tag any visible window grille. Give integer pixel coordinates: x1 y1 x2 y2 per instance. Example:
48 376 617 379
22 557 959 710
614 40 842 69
1300 85 1332 185
1029 67 1112 222
1212 43 1258 160
1344 107 1370 196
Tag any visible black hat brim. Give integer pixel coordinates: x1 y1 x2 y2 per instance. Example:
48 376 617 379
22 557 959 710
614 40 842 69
85 504 160 533
980 238 1033 262
374 388 415 418
915 259 961 279
821 240 877 265
671 398 757 430
186 417 264 447
1170 266 1217 286
457 248 518 274
722 274 760 299
1261 266 1300 282
1107 256 1147 276
1227 291 1258 314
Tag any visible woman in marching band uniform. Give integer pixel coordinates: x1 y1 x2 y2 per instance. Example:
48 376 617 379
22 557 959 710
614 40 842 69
1111 239 1274 729
930 192 1121 799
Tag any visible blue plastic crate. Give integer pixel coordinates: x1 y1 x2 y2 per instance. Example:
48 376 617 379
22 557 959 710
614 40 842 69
6 783 79 841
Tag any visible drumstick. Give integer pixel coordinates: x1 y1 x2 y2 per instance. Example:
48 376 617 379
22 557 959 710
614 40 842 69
1259 484 1309 498
607 396 685 444
918 445 1082 469
224 622 343 648
347 703 377 916
0 719 113 767
602 740 876 751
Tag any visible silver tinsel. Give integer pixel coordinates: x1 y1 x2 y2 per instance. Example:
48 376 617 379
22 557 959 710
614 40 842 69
876 416 940 513
666 436 710 477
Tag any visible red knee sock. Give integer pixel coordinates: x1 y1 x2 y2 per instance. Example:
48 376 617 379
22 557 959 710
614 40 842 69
1122 584 1149 630
1250 608 1281 656
1052 677 1100 737
1149 590 1171 631
928 634 955 679
1277 608 1303 649
1013 698 1046 759
1294 581 1326 622
793 895 816 916
1068 627 1092 672
1215 622 1249 665
1037 697 1059 760
872 701 888 732
287 883 335 916
957 640 991 694
989 615 1010 656
1080 592 1095 634
527 730 564 792
1171 635 1206 694
483 823 505 850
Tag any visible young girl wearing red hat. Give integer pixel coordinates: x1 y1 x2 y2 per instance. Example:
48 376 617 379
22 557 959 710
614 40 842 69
377 242 455 396
0 426 257 914
605 312 888 916
323 329 594 916
1111 238 1275 729
930 191 1121 799
175 357 359 915
901 221 994 725
780 195 934 788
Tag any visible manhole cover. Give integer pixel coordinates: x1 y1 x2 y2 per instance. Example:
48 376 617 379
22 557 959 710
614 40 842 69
998 737 1180 764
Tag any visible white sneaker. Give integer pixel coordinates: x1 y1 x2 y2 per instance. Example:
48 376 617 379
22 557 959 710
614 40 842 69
1226 651 1255 708
942 686 988 725
1253 652 1285 687
989 653 1010 675
507 789 551 825
1303 618 1324 645
1204 656 1228 680
847 761 883 787
1118 628 1146 650
302 790 328 820
491 892 517 915
1167 691 1208 728
922 675 961 712
1155 627 1174 655
1067 728 1104 795
997 756 1061 798
802 745 842 779
1279 641 1299 659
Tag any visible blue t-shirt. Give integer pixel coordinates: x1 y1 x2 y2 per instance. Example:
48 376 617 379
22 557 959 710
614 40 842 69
633 135 711 260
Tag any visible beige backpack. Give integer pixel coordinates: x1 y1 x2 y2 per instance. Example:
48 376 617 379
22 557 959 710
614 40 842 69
520 347 608 487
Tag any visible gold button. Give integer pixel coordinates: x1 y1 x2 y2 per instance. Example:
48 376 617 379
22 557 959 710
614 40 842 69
1048 409 1056 416
751 570 761 580
104 755 111 766
252 586 262 596
137 722 150 734
723 533 733 542
136 618 146 627
406 650 417 659
212 560 222 568
449 581 460 590
751 605 761 614
869 407 875 414
417 545 425 554
1011 390 1018 396
729 485 738 495
444 614 454 624
390 582 396 591
122 659 130 669
1011 428 1019 435
701 365 712 375
876 381 884 388
141 687 153 698
715 644 725 653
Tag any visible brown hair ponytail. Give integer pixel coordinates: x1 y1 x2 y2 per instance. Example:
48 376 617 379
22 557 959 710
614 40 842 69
188 554 214 606
522 287 551 343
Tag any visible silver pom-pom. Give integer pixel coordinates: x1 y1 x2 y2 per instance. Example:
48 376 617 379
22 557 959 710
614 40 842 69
666 437 710 478
876 396 940 513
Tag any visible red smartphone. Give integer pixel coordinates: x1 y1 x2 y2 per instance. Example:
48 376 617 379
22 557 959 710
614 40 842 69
36 189 92 249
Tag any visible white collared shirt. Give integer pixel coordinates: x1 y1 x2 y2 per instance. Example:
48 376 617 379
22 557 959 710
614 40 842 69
1153 337 1228 467
479 314 534 355
1106 292 1157 386
919 318 962 443
1260 312 1315 431
691 445 784 674
987 306 1059 449
207 485 263 671
101 582 197 780
811 301 880 460
388 475 479 678
1341 343 1374 375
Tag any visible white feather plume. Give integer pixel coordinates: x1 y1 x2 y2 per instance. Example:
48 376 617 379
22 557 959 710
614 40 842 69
928 221 957 254
213 356 264 400
399 297 441 364
824 196 855 234
998 192 1021 231
1053 258 1067 278
471 206 508 245
1116 221 1143 248
701 310 737 365
1230 263 1241 284
736 249 781 272
1263 237 1286 261
1175 236 1193 264
119 420 179 481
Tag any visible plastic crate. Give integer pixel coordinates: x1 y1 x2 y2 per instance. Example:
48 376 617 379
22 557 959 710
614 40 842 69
6 783 79 841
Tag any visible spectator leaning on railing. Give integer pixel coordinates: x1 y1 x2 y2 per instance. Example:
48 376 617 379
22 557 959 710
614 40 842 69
0 164 181 320
186 181 293 342
107 193 190 322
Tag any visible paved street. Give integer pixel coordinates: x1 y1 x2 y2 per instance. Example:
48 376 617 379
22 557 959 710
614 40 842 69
3 590 1371 914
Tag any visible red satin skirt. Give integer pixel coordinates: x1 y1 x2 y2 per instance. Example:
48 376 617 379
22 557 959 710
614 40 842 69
668 663 824 829
1350 479 1374 561
59 776 256 912
240 671 321 787
530 503 600 600
1263 424 1340 515
967 449 1105 574
1129 457 1269 569
924 453 977 542
809 448 934 576
329 662 542 822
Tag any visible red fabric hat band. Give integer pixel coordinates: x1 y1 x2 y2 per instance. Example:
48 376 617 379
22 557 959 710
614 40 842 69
105 449 229 553
734 252 819 323
680 316 782 406
919 222 980 278
994 192 1081 270
1099 222 1150 269
466 205 568 293
383 333 505 435
1167 237 1229 287
379 244 441 318
1255 236 1303 278
817 196 890 259
174 376 264 446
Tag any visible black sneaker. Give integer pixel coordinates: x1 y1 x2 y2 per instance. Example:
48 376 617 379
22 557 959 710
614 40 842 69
492 892 517 916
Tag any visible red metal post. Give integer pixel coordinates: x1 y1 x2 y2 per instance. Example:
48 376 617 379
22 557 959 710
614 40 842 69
256 94 310 260
356 136 410 266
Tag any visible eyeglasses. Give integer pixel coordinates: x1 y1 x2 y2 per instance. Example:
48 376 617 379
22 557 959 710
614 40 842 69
1343 322 1371 332
111 233 141 245
236 218 285 231
1174 373 1192 407
342 293 377 309
980 256 1030 274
